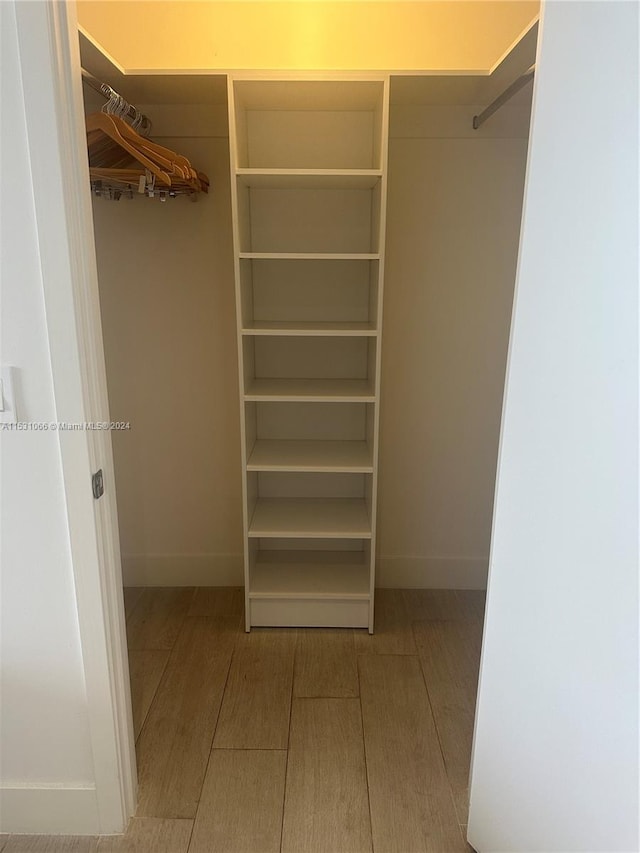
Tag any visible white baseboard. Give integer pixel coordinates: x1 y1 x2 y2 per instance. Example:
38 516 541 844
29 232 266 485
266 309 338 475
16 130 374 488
121 553 244 586
376 556 488 589
0 785 99 834
121 552 487 590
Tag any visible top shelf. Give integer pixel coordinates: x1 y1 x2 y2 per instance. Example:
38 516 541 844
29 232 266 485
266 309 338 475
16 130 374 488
236 169 382 190
232 79 385 112
232 78 386 171
239 252 380 260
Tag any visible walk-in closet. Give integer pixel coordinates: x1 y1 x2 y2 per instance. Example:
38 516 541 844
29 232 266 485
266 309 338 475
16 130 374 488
4 0 636 847
78 6 537 850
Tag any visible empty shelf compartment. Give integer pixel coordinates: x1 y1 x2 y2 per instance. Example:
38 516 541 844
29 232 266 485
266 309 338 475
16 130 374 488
247 439 373 472
248 547 371 628
249 497 371 539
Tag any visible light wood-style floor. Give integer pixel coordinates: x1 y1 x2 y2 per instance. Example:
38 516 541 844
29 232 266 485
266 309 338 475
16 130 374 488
3 587 484 853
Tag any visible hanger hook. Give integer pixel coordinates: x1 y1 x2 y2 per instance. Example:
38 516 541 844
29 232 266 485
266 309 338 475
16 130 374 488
101 87 119 116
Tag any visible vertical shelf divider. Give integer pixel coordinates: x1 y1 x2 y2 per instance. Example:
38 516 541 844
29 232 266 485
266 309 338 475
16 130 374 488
228 75 390 632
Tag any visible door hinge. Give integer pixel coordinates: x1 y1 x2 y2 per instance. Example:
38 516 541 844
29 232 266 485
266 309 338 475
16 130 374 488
92 468 104 500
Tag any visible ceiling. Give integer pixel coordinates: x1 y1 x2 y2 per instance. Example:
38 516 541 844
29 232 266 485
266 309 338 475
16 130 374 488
80 35 229 105
390 18 538 106
77 1 538 76
79 10 538 110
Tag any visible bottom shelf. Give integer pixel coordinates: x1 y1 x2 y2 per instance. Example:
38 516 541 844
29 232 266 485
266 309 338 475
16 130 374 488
248 550 371 628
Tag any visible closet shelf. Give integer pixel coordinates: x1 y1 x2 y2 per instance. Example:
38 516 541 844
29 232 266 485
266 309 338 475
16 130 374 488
236 169 382 189
248 497 371 539
239 252 380 261
241 321 378 337
244 377 376 402
250 551 370 599
247 439 373 472
233 79 385 112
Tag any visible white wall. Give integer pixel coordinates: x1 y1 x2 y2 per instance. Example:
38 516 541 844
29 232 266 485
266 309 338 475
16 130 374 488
379 101 530 588
91 95 530 590
0 0 96 829
90 109 242 587
468 2 639 850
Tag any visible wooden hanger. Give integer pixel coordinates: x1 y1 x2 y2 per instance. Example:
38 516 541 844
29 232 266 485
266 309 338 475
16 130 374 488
105 115 195 183
86 112 209 194
86 113 173 187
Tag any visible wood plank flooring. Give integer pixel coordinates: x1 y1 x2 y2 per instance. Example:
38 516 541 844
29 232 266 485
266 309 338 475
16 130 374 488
7 586 484 853
213 629 296 750
359 656 466 852
413 619 484 825
96 819 193 852
126 588 195 651
127 650 170 740
354 589 417 656
189 750 287 853
293 629 359 698
282 698 372 853
3 840 97 853
135 616 239 817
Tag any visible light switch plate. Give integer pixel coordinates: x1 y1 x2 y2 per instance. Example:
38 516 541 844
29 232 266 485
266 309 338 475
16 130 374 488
0 366 18 424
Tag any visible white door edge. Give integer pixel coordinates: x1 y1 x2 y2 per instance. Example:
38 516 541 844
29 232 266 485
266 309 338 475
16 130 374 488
14 0 136 833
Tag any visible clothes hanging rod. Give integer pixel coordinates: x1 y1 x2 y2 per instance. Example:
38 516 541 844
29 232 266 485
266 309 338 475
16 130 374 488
473 65 535 130
81 68 151 130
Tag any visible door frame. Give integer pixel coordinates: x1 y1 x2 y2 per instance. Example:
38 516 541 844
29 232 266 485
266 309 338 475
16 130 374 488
14 0 136 832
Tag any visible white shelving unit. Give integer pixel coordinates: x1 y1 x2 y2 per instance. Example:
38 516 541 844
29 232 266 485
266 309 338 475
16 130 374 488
228 75 389 631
